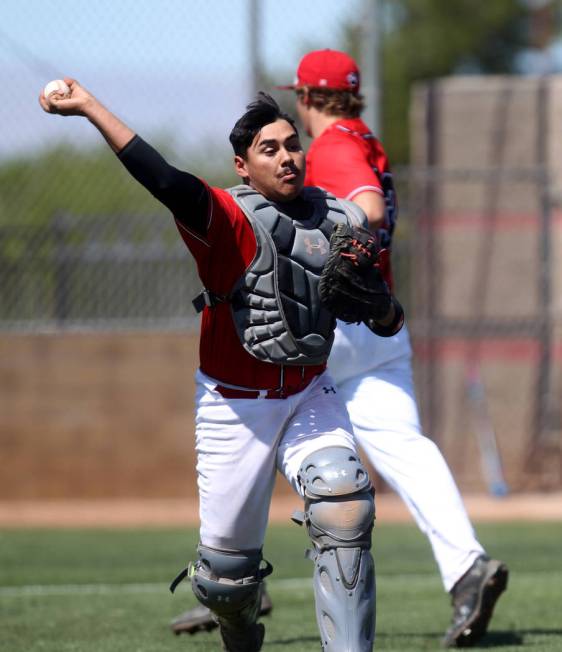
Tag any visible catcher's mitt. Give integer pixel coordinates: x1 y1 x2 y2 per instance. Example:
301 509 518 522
319 223 404 336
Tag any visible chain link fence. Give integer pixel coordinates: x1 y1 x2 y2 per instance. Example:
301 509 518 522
0 0 365 328
1 162 558 492
1 1 560 492
0 213 200 331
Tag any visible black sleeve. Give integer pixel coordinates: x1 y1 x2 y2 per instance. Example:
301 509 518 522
118 135 209 236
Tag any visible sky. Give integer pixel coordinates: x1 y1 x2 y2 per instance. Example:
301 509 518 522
4 0 561 162
0 0 364 160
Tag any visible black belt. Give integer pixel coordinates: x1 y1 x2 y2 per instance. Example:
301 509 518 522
214 382 308 400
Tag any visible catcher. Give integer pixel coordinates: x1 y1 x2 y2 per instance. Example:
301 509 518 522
40 82 402 652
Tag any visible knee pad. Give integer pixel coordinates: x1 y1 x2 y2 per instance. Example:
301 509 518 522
296 446 375 550
190 545 272 619
295 447 376 652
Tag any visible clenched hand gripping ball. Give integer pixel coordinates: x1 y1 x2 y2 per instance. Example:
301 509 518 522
43 79 71 100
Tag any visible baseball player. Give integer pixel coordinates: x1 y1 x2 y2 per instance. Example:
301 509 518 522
170 50 509 648
39 81 402 651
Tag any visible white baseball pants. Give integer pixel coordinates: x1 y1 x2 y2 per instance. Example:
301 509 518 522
331 323 485 592
193 368 358 552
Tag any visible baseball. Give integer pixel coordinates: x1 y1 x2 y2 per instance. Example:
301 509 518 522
43 79 71 100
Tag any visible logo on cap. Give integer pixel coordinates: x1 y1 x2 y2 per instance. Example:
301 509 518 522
346 71 359 88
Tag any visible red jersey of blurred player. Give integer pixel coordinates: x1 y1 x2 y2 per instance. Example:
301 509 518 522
306 119 396 237
305 117 396 286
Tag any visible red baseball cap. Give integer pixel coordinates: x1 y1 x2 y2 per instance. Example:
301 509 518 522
277 49 360 93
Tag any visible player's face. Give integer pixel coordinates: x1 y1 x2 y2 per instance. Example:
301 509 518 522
234 119 306 202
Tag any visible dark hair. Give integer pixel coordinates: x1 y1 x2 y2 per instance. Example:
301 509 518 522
229 92 298 157
296 87 364 118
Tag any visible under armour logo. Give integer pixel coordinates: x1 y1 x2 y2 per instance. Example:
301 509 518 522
304 237 327 255
322 386 336 394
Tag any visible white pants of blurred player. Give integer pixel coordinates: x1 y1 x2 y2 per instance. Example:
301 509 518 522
194 368 358 551
330 322 484 592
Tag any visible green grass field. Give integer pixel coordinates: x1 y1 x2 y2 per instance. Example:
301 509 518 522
1 521 561 651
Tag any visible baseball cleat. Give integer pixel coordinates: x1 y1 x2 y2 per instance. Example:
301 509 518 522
170 588 273 635
443 555 509 648
170 603 219 635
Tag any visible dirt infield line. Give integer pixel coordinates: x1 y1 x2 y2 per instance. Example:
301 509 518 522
0 493 561 528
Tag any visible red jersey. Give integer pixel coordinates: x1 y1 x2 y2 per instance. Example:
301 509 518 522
174 184 325 390
305 118 397 244
305 117 397 287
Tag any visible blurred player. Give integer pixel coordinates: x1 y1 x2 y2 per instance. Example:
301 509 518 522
170 50 509 648
39 82 402 651
289 49 509 647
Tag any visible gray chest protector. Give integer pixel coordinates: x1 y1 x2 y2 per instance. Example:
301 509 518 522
217 185 365 366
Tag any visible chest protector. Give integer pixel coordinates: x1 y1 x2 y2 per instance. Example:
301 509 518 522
223 184 365 366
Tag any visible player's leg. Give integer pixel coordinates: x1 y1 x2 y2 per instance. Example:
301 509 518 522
339 356 508 646
279 372 376 652
171 370 291 650
340 355 484 589
187 546 269 652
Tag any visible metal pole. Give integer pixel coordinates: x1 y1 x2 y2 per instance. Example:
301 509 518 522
423 82 440 443
52 213 70 326
361 0 381 136
248 0 262 99
528 76 553 476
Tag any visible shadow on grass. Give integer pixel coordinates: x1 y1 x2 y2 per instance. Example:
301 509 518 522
475 631 524 647
368 630 525 648
208 628 562 649
266 635 319 646
476 629 562 647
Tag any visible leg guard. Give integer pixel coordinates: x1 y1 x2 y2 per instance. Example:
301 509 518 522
190 544 272 624
295 446 376 652
188 545 272 652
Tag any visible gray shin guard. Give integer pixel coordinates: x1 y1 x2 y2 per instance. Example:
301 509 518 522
189 545 272 627
296 447 376 652
310 545 375 651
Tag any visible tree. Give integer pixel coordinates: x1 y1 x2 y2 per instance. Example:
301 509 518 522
0 140 235 227
353 0 531 163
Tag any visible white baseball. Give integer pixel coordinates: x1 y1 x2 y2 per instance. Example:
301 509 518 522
43 79 71 100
